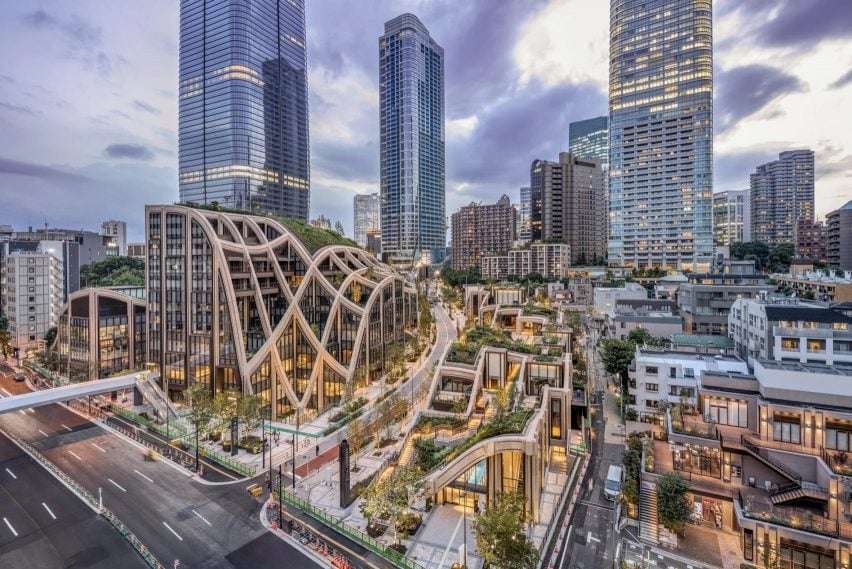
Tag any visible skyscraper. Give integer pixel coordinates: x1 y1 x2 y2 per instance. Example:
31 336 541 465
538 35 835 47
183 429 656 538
518 186 532 243
750 150 815 245
713 190 751 247
532 153 607 265
450 195 515 271
569 116 609 168
608 0 713 270
178 0 310 219
353 193 381 248
379 14 445 265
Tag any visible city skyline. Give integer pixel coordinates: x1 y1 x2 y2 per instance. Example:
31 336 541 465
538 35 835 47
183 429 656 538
0 1 850 243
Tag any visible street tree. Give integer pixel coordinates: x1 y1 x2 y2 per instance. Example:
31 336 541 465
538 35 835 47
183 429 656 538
346 417 371 469
186 384 215 470
473 491 538 569
656 473 692 534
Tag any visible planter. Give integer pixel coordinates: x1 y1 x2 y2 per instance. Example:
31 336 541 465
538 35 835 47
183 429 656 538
366 522 387 538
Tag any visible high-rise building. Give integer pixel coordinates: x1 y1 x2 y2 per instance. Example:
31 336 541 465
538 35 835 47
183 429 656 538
1 245 64 352
827 201 852 272
750 150 814 245
713 190 751 246
531 152 607 265
353 193 381 248
518 186 532 243
379 14 445 265
608 0 713 270
101 220 127 256
450 195 515 271
794 218 826 261
127 242 147 260
178 0 310 219
568 116 608 168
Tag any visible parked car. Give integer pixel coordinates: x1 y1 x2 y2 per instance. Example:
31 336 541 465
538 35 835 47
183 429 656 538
604 465 623 501
13 372 26 383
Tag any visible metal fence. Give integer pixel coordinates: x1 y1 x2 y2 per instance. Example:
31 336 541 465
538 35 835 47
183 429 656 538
1 428 166 569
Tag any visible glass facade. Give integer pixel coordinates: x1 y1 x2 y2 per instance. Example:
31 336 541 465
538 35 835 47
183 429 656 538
379 13 446 264
608 0 713 270
569 116 609 168
178 0 309 219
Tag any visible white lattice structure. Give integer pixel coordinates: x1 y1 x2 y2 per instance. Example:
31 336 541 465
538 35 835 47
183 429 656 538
146 205 418 421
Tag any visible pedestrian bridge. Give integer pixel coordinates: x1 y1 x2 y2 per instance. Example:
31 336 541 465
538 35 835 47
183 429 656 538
0 372 144 415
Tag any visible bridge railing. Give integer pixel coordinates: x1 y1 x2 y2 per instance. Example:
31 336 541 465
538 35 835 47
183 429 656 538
0 428 166 569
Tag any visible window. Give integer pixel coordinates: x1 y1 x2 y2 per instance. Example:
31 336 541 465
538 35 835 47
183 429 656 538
781 338 799 351
807 339 825 353
773 418 801 444
826 426 852 451
645 366 658 375
646 383 659 393
550 399 562 439
669 367 677 378
669 386 694 398
684 368 694 378
706 399 748 427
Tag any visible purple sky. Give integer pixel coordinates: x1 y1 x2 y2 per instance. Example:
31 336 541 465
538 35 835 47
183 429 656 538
1 0 850 242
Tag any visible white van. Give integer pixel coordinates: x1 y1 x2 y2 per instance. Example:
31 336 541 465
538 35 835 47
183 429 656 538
604 465 623 501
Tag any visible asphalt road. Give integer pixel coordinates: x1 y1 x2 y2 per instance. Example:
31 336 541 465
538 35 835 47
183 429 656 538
0 371 318 569
0 430 148 569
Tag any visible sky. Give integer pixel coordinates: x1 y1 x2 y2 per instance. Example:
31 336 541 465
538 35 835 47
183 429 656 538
0 0 850 242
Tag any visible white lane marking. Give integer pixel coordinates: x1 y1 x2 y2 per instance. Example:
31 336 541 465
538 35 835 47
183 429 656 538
42 502 56 520
107 478 127 493
5 468 16 480
192 509 212 527
134 470 153 483
91 443 107 453
0 388 11 397
38 429 49 437
27 409 35 414
67 450 82 461
61 424 73 432
3 517 17 537
162 521 184 541
18 410 26 416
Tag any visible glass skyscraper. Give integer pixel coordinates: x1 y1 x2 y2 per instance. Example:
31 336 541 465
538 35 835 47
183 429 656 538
750 150 814 246
608 0 713 270
569 116 609 168
379 14 445 265
178 0 310 220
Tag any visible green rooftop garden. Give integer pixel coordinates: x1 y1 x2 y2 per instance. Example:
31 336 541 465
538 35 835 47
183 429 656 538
179 202 358 254
522 303 557 317
447 326 540 364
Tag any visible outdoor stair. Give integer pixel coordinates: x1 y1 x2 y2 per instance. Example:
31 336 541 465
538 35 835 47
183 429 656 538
741 437 801 483
135 375 189 434
398 433 422 467
639 480 660 545
771 481 829 505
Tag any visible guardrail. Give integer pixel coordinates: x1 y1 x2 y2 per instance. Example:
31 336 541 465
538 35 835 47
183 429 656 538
1 428 166 569
277 479 425 569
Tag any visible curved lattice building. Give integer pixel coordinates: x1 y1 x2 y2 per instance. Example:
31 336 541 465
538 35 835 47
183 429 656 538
146 205 418 421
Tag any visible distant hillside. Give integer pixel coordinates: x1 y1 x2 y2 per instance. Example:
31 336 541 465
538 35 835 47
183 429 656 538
81 256 145 288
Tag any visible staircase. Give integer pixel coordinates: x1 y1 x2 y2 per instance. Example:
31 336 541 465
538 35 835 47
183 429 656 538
398 433 423 467
771 481 829 505
639 480 660 544
135 374 188 433
742 437 801 483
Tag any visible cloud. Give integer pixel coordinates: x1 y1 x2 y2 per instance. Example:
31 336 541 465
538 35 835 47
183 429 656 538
757 0 852 48
104 143 155 161
0 156 90 184
132 99 161 115
716 64 807 132
829 69 852 90
0 101 40 116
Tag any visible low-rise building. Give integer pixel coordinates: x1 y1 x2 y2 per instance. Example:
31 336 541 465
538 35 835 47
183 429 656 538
482 242 570 281
593 282 646 317
678 272 774 335
609 299 683 340
728 297 852 367
127 242 146 260
774 272 852 303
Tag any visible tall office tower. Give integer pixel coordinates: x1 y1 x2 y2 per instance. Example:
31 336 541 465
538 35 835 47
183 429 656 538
713 190 751 247
379 14 445 265
1 245 64 352
609 0 714 270
518 186 532 243
101 220 127 256
353 193 381 248
450 195 516 271
827 201 852 272
178 0 310 220
750 150 815 245
569 116 609 168
531 153 607 265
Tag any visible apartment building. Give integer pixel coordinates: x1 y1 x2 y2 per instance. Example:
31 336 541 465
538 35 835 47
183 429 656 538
627 348 748 422
592 282 647 317
450 195 515 271
481 242 570 281
795 218 827 261
827 201 852 271
1 248 64 352
774 273 852 303
728 297 852 367
678 272 774 336
609 299 683 341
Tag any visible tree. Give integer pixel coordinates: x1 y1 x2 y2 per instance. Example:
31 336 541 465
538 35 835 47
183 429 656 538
0 312 8 332
0 329 11 360
473 492 538 569
731 241 795 274
600 339 635 384
80 256 145 288
212 390 239 442
44 326 57 348
186 384 215 470
236 394 265 435
346 417 371 469
656 473 692 534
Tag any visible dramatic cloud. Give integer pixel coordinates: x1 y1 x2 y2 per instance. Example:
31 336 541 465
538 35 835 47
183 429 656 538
716 64 807 133
104 143 155 161
830 69 852 90
132 99 161 115
0 156 90 183
0 101 40 116
756 0 852 48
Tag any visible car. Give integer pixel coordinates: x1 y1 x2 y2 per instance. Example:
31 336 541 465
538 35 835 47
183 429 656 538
13 372 26 383
604 465 623 501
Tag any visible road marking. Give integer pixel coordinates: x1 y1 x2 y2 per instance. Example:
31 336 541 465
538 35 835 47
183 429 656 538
107 478 127 493
91 443 107 453
587 533 601 544
3 517 17 537
68 450 82 461
38 429 49 437
27 408 35 414
61 424 73 432
18 410 26 416
134 470 153 483
42 502 56 520
0 388 11 397
192 509 212 527
162 521 184 541
4 468 16 480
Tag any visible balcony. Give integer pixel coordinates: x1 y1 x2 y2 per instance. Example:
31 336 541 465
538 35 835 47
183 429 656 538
737 488 852 540
668 406 720 447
